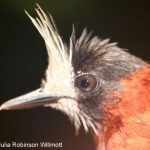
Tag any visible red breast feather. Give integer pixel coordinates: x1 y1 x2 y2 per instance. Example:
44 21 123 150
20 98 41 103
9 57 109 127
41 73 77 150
96 68 150 150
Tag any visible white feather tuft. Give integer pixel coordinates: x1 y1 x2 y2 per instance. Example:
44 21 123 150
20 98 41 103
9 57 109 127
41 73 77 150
26 4 74 97
26 5 99 135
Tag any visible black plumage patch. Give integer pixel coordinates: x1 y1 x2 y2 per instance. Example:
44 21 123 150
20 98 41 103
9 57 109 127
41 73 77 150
71 29 147 80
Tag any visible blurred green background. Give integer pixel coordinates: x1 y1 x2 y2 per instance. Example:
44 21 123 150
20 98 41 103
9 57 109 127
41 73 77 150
0 0 149 150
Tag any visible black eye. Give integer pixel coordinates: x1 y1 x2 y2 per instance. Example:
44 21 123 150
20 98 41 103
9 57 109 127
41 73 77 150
75 74 97 93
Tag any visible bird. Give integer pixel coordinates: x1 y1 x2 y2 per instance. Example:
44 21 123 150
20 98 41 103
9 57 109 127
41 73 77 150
0 4 150 150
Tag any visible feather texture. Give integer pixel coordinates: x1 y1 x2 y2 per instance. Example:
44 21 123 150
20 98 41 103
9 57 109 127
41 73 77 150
96 68 150 150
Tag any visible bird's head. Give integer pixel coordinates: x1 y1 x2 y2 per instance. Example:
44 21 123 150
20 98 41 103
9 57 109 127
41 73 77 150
0 5 147 135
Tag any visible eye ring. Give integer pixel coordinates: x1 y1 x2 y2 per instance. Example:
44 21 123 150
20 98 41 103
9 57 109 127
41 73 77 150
75 74 97 93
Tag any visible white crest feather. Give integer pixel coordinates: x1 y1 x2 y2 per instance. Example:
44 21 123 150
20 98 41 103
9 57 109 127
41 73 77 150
25 4 74 97
25 5 99 134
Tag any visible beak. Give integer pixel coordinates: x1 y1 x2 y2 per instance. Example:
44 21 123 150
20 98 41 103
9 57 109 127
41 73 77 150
0 88 59 110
